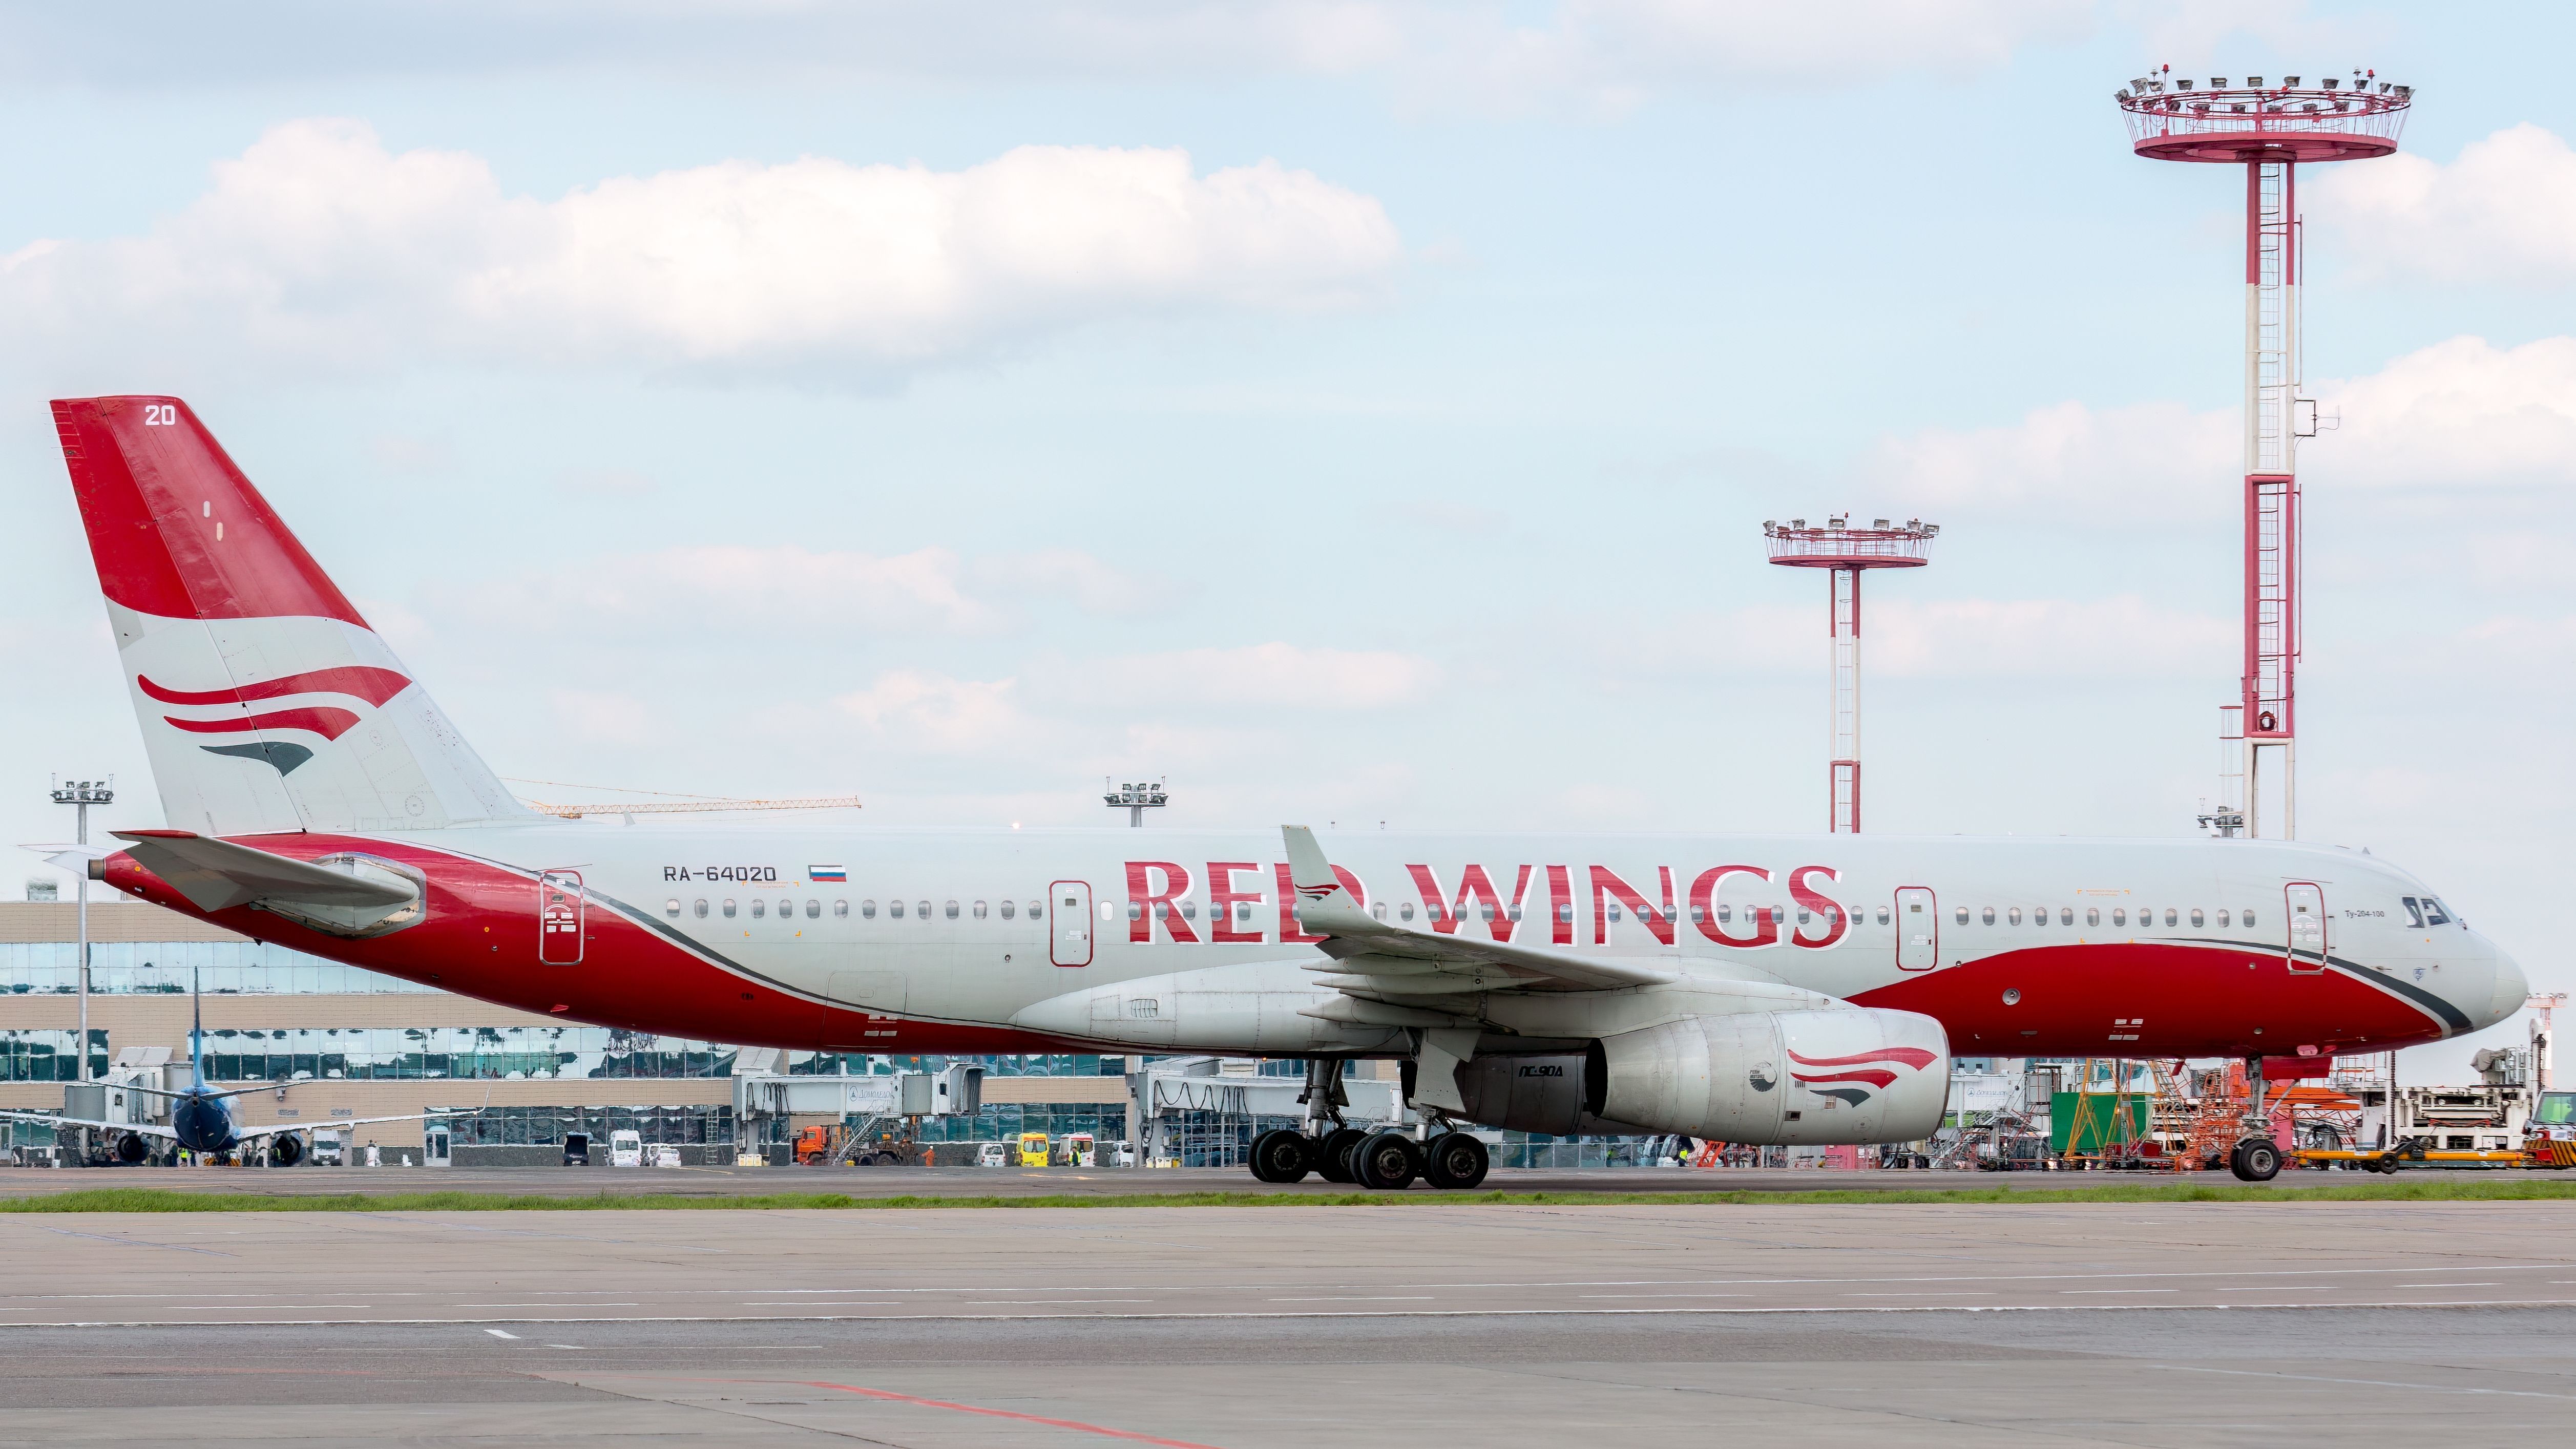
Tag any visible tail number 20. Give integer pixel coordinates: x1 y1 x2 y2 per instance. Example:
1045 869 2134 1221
142 404 178 426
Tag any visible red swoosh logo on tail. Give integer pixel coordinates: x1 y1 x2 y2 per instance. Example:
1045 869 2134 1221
163 707 362 741
139 666 411 708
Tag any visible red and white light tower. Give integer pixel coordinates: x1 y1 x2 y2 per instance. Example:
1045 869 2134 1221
1764 516 1938 833
2117 68 2413 838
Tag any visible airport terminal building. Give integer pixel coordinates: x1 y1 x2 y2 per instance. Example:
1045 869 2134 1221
0 899 1139 1164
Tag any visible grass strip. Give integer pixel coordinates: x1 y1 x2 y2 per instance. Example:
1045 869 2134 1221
5 1179 2576 1213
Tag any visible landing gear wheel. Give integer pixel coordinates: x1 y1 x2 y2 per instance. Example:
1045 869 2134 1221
1249 1129 1311 1184
1353 1130 1421 1190
2229 1138 2282 1183
1421 1131 1489 1190
1316 1127 1367 1184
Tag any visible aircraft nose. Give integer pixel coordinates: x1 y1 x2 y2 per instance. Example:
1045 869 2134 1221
2484 939 2529 1030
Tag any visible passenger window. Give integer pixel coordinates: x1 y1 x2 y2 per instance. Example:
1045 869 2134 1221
2243 910 2255 927
1481 904 1498 921
2112 908 2126 926
1233 901 1250 921
1954 906 1968 925
2215 908 2228 927
807 899 821 919
918 899 932 919
1180 900 1195 919
750 898 765 919
945 900 958 919
2059 907 2072 926
863 900 877 918
2190 908 2205 927
999 900 1014 919
665 899 680 917
1798 908 1813 925
1718 905 1733 922
1981 907 1995 925
1153 901 1168 920
1606 905 1622 922
694 899 708 919
723 899 738 918
974 900 989 919
890 900 905 918
1400 902 1415 921
1875 906 1889 925
2164 908 2177 926
835 900 850 918
2086 907 2100 927
1371 902 1386 920
1507 905 1523 921
1030 901 1044 919
1127 902 1143 921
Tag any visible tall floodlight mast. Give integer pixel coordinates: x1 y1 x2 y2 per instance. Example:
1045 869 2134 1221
2118 68 2412 838
1764 517 1937 832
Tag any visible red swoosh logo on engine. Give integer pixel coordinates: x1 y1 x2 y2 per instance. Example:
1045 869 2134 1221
139 666 412 709
163 706 363 741
1786 1047 1939 1071
1789 1068 1899 1089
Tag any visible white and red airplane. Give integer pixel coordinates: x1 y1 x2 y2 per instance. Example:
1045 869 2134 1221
42 396 2526 1187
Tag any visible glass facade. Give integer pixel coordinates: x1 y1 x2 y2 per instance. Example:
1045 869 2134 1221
0 1030 108 1081
437 1104 734 1146
196 1027 736 1081
1 940 432 995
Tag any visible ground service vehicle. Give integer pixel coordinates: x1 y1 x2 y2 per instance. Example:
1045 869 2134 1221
1054 1131 1097 1167
1017 1132 1051 1166
976 1143 1008 1167
46 396 2531 1187
609 1129 643 1167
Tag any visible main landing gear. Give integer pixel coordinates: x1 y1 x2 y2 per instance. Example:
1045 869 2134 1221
1249 1058 1490 1191
1248 1126 1490 1190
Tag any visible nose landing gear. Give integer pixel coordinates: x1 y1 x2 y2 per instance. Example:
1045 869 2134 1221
2228 1056 2284 1182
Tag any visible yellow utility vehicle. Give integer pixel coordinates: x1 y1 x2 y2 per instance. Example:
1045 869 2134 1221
1016 1131 1051 1167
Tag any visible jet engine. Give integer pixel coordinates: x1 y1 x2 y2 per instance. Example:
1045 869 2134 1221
1595 1007 1949 1145
1452 1052 1593 1136
114 1133 150 1165
269 1133 305 1167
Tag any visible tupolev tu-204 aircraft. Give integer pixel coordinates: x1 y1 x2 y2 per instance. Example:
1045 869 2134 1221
35 396 2527 1186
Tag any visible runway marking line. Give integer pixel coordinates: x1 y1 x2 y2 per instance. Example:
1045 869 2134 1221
662 1376 1224 1448
483 1329 519 1340
2158 1364 2576 1402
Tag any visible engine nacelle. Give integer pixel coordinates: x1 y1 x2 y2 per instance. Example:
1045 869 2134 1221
269 1132 305 1167
1452 1053 1593 1136
1597 1007 1950 1145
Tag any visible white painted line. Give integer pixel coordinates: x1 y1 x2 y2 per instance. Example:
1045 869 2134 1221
1266 1296 1437 1303
2159 1364 2576 1402
483 1328 519 1339
2397 1283 2498 1288
1579 1293 1752 1300
2217 1286 2331 1291
2062 1289 2177 1294
455 1303 640 1308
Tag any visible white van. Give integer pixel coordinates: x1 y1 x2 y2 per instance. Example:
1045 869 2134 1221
609 1129 644 1167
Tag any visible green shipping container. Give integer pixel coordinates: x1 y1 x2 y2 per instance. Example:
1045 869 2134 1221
2050 1091 2151 1154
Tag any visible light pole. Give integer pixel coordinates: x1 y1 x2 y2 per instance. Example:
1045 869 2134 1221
49 776 112 1086
1103 779 1167 828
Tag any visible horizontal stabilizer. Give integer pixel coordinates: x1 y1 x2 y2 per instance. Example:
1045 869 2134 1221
112 829 416 913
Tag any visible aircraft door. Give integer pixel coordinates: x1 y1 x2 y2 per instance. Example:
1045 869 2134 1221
539 870 584 964
2286 882 2327 973
1895 887 1937 971
1050 880 1093 967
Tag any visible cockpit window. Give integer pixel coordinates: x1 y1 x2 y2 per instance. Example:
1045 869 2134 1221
2422 897 2453 927
2401 896 2426 929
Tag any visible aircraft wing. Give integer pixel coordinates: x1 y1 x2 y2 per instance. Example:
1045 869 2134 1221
1280 825 1677 998
0 1111 177 1141
233 1109 464 1141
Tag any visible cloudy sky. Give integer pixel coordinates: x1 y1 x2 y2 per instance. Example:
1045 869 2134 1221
3 2 2567 1079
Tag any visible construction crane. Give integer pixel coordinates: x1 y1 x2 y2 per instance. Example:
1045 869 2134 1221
505 777 862 820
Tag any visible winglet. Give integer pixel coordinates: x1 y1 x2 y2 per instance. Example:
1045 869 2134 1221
1280 825 1375 939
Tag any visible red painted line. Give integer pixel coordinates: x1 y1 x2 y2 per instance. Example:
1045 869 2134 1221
795 1379 1222 1447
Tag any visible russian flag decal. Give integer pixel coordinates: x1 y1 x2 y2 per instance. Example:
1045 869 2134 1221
810 866 847 883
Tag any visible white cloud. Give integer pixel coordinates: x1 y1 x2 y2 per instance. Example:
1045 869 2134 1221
1870 335 2576 520
2309 124 2576 287
1 119 1404 381
446 544 1008 636
1868 397 2234 521
974 549 1195 618
1071 641 1442 707
2314 335 2576 491
1624 596 2230 679
832 670 1039 754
